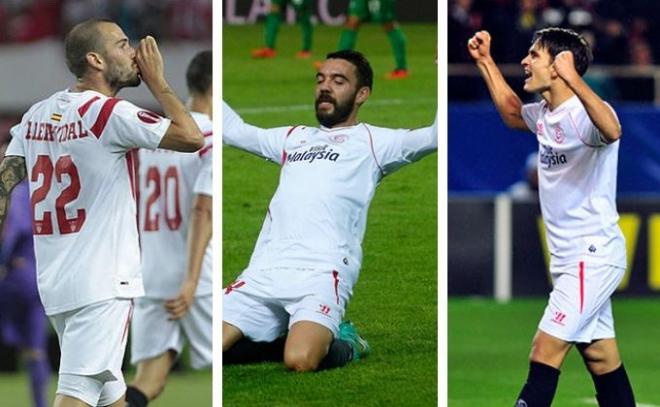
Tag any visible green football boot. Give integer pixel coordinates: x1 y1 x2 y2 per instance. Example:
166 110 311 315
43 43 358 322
339 321 370 361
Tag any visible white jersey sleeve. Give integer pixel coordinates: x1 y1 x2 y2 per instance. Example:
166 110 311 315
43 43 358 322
79 97 170 153
368 114 438 176
567 102 618 147
222 101 289 163
7 102 44 157
194 137 213 197
7 126 25 156
521 101 543 132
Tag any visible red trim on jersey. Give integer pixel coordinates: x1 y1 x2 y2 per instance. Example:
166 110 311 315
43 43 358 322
121 300 134 344
125 150 141 250
198 143 213 157
579 261 585 313
332 270 339 305
203 131 213 138
130 150 141 248
77 96 101 117
281 126 299 165
224 280 246 294
90 98 121 139
364 124 385 177
125 150 138 202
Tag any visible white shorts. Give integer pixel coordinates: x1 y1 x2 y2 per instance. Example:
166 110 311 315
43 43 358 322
223 267 353 341
130 295 212 369
50 299 133 404
538 261 624 343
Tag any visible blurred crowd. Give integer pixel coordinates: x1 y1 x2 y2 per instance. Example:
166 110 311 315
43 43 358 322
0 0 212 43
450 0 658 66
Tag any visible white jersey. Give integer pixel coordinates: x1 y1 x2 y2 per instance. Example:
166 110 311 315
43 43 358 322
6 89 170 315
521 95 625 268
138 112 213 298
223 101 437 282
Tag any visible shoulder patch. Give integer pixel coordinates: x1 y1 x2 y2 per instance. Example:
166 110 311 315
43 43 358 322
137 110 162 124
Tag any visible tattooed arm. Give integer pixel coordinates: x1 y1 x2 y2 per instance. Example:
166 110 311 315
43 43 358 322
0 156 27 233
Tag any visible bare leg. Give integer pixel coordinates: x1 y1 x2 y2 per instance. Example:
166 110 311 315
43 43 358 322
130 350 177 401
529 329 572 368
283 321 333 372
577 338 621 375
578 338 635 407
223 321 243 352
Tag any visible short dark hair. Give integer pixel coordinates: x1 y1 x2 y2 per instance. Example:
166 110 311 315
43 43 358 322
64 19 113 78
532 27 593 76
326 50 373 91
186 50 212 95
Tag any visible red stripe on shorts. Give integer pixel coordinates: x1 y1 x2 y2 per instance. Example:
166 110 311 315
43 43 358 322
579 261 585 313
332 270 339 305
121 300 134 344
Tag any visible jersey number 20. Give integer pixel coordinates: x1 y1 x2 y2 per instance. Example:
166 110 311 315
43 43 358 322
143 166 182 231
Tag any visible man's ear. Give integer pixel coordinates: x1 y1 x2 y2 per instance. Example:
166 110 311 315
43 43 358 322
85 52 104 72
549 59 559 80
356 86 371 105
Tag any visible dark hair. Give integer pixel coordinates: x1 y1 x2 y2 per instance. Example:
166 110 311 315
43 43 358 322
64 19 114 78
326 50 373 91
532 27 593 76
186 50 212 95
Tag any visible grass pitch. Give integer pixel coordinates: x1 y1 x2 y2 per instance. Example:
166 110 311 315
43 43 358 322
449 298 660 406
223 23 437 405
0 369 211 406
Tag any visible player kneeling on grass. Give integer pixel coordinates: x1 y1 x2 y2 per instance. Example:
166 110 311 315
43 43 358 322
468 28 635 406
222 50 437 372
124 51 213 407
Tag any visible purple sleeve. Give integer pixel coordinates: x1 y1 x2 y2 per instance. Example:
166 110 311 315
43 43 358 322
1 182 32 263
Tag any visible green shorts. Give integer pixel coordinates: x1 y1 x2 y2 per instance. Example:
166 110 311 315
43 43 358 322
348 0 397 23
272 0 312 13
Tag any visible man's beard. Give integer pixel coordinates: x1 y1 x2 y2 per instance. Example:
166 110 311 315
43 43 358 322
315 91 356 128
104 60 141 91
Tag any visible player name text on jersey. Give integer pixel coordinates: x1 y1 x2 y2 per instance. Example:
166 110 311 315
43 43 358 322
24 120 89 143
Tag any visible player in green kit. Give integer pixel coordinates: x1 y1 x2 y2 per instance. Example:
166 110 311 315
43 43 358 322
338 0 408 79
252 0 314 59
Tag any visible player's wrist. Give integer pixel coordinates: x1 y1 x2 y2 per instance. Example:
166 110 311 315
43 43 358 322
475 55 494 69
147 77 170 93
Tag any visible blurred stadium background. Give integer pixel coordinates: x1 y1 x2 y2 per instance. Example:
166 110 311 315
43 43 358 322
448 0 660 405
0 1 211 405
223 0 437 405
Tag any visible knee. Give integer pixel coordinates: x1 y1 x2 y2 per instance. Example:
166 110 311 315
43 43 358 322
587 360 620 376
529 336 568 368
580 346 621 376
581 349 620 375
284 349 320 372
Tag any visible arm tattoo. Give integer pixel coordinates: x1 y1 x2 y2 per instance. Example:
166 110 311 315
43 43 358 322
0 155 27 232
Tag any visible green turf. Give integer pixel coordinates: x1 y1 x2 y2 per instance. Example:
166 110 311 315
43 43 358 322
0 370 210 406
449 298 660 406
223 23 437 405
